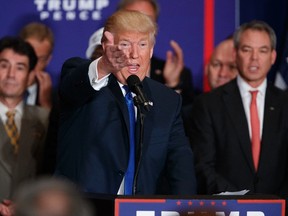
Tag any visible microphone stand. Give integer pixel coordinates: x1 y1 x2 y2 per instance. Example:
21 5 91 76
132 95 146 195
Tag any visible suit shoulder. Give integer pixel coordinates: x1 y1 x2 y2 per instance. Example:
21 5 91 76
61 57 92 71
145 77 180 98
64 57 91 64
26 105 49 114
267 83 288 106
193 81 237 107
144 78 182 110
194 86 224 101
267 82 287 95
24 105 50 126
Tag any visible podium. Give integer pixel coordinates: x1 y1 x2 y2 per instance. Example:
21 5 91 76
86 194 285 216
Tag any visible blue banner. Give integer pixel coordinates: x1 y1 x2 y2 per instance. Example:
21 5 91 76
1 0 237 92
115 198 285 216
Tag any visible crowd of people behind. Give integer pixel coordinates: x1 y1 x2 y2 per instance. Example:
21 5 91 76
1 0 288 216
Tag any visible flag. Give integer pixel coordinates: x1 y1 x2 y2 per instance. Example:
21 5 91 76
275 29 288 90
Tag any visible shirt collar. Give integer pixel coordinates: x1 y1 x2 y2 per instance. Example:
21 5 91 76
0 101 24 118
237 75 267 97
27 83 38 94
118 82 126 96
118 82 137 98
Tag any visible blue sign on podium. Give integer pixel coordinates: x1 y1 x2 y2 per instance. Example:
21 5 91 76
115 197 285 216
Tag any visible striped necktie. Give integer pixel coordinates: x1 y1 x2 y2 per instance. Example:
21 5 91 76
5 111 19 154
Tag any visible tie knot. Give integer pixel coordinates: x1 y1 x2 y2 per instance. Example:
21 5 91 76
123 85 131 95
123 86 133 102
6 111 16 118
250 90 258 95
250 90 258 98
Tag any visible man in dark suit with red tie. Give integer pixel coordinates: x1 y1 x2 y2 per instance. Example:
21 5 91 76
56 10 196 195
190 20 288 196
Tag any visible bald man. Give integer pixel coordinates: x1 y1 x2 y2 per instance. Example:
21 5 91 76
206 37 238 89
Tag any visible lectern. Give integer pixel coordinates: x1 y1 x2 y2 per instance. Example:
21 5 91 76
86 194 285 216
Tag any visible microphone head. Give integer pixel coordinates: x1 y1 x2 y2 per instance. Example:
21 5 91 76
127 75 142 93
126 75 151 111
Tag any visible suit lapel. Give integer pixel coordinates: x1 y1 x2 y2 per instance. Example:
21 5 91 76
12 106 45 188
135 78 154 159
222 80 255 171
12 107 33 186
262 83 281 134
0 119 14 176
260 84 282 168
107 75 130 140
107 76 154 162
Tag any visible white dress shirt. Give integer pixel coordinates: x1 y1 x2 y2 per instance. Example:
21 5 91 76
237 76 266 139
0 101 24 132
88 57 110 91
26 83 38 105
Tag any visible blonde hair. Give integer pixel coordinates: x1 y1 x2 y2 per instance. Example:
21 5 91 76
117 0 160 20
102 10 157 45
19 22 54 53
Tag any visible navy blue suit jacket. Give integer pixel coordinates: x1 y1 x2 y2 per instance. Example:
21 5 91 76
56 57 197 195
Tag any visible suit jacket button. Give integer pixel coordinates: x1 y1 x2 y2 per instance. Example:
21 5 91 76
118 170 124 176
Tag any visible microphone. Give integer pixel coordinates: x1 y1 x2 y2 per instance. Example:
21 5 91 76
127 75 151 111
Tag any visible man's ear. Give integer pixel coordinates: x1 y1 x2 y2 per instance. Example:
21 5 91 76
150 47 154 58
271 49 277 65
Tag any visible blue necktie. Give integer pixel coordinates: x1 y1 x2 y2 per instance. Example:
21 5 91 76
123 85 136 195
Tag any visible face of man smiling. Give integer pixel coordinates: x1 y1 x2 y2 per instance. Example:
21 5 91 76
113 31 154 84
0 49 29 103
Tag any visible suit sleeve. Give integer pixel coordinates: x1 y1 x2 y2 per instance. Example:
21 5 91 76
59 57 96 109
190 95 238 194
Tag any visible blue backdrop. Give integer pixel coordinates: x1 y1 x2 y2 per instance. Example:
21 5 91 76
239 0 288 87
1 0 238 92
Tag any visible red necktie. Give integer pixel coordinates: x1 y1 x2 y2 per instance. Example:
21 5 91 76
250 90 260 170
